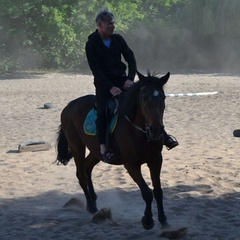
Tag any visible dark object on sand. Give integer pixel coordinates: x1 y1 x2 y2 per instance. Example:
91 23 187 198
44 102 54 109
233 129 240 137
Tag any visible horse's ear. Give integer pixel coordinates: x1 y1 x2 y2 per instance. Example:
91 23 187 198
160 72 170 85
136 71 145 81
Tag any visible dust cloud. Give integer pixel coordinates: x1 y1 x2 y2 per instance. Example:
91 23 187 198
124 22 240 74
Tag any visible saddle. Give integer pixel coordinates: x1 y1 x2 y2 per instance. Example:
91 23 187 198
84 97 120 160
84 97 119 136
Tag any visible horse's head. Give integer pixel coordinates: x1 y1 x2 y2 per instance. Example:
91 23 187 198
137 71 170 141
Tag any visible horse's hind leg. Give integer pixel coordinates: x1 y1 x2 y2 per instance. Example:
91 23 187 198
71 143 98 214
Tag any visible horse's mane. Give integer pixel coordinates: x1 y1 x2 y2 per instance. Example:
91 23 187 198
119 80 141 118
119 71 165 119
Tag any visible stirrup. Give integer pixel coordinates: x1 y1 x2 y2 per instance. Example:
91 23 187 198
165 135 179 150
102 151 116 163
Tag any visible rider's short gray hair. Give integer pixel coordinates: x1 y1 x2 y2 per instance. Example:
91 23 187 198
95 8 114 24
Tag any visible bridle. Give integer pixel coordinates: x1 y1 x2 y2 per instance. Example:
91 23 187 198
124 114 164 142
124 85 165 142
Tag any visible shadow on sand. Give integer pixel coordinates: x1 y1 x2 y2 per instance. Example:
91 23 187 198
0 185 239 239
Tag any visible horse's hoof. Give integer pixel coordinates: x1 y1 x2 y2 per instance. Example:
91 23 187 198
86 204 98 214
141 216 154 230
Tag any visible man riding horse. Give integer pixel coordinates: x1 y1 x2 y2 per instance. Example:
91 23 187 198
85 8 178 163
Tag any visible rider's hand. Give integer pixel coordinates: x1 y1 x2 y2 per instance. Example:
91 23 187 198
110 86 122 96
123 79 134 90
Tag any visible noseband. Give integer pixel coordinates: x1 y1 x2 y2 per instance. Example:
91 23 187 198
145 123 164 142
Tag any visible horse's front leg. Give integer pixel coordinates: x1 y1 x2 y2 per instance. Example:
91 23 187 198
148 154 168 228
124 163 154 230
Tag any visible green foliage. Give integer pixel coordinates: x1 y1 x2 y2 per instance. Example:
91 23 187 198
0 0 240 72
104 0 144 31
0 0 145 71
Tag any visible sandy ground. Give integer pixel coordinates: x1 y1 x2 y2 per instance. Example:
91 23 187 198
0 72 239 240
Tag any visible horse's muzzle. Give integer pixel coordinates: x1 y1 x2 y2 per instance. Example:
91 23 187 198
146 124 164 142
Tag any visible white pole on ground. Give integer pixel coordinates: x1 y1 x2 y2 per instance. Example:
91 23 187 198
165 91 218 97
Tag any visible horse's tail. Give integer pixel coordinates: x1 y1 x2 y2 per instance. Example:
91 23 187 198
56 125 72 165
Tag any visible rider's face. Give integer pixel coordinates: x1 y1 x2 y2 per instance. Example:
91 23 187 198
98 18 115 39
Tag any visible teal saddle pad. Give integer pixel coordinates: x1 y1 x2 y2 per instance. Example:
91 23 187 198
84 108 118 135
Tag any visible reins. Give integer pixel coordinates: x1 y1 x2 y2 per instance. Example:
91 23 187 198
124 114 146 134
124 114 164 142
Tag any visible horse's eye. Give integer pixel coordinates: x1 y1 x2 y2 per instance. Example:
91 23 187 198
142 95 146 100
142 94 148 101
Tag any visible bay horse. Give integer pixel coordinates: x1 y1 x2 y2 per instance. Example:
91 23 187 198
57 71 170 230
